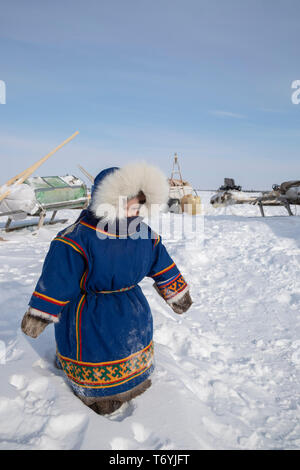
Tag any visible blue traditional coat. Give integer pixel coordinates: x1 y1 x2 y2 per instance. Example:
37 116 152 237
28 169 188 398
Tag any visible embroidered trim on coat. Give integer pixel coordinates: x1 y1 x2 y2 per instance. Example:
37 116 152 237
153 234 160 247
53 236 87 259
54 236 89 357
76 293 87 361
155 273 187 301
32 291 69 306
152 262 175 278
96 285 136 294
79 221 136 238
57 341 154 389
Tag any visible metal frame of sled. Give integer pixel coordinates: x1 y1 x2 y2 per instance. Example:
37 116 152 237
0 132 93 232
210 178 300 217
0 197 88 232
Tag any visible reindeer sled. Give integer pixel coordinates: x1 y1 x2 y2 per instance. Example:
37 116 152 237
210 178 300 217
0 132 89 233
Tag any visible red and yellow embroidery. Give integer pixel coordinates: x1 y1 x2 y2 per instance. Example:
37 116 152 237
52 237 90 361
80 270 88 291
57 341 154 389
54 236 89 351
53 236 87 259
152 262 175 278
76 293 87 361
80 221 133 238
96 285 136 294
32 291 69 306
153 234 160 247
156 274 187 301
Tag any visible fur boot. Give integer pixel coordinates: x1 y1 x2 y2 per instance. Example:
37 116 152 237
76 379 152 415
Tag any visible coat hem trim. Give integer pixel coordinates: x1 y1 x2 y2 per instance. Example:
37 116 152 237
56 341 154 389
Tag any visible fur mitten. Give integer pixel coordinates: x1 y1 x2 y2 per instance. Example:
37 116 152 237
169 290 193 314
153 282 193 314
21 310 51 338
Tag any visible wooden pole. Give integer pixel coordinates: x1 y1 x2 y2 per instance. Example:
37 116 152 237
0 131 79 204
4 167 34 188
77 164 94 183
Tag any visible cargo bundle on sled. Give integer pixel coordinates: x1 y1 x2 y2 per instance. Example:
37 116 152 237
0 131 90 233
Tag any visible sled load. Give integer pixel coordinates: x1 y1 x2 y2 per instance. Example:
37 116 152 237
168 153 201 215
210 178 300 217
0 131 89 232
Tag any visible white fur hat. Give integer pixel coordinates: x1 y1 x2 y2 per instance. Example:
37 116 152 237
90 161 169 220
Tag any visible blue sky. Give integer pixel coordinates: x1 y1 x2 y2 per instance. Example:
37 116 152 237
1 0 300 189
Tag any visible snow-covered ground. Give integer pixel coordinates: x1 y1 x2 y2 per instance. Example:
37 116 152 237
0 192 300 450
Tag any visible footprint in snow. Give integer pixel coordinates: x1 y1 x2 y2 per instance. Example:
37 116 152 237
107 400 136 422
110 422 175 450
0 374 88 450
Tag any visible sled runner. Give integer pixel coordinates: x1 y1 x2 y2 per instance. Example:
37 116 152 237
0 175 88 232
0 132 91 233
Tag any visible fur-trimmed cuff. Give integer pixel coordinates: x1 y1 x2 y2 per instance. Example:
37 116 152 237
28 307 59 323
165 284 190 305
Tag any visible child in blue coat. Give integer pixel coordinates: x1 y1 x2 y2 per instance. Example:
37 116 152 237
21 162 192 414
